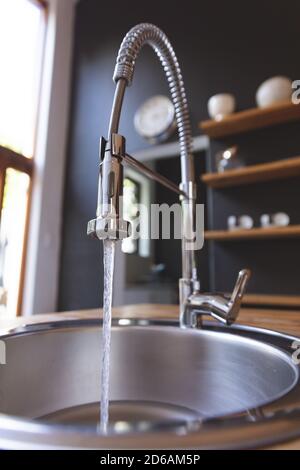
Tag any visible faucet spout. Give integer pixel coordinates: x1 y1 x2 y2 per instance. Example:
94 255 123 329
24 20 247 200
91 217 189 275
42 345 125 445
112 23 194 183
87 23 250 328
108 23 197 285
89 23 197 273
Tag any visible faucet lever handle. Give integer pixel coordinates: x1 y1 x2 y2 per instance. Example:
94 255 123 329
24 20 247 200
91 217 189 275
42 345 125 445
227 269 251 324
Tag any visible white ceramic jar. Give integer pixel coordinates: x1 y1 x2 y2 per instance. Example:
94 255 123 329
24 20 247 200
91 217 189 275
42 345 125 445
207 93 236 120
256 76 292 108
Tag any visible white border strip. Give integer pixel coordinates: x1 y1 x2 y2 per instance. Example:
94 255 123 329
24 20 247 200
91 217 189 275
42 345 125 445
22 0 76 315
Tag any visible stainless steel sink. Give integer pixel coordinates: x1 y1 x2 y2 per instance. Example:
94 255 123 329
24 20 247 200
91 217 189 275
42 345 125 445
0 318 300 449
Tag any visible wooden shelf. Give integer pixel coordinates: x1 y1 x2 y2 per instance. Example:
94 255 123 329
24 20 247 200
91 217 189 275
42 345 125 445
201 156 300 188
200 101 300 138
242 294 300 308
205 225 300 241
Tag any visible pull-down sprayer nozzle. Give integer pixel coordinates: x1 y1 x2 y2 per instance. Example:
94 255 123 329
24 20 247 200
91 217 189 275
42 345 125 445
87 134 130 240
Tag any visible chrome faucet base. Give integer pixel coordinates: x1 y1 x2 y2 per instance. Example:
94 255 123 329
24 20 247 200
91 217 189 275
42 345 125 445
181 269 251 328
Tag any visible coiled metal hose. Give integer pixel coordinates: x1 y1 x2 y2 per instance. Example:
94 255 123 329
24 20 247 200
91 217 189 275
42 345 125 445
110 23 194 184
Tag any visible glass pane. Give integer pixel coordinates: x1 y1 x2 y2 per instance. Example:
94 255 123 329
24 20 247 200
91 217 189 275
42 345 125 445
0 0 44 157
0 168 30 317
122 177 140 255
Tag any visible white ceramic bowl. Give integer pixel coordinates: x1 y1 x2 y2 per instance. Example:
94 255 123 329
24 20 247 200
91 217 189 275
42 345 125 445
227 215 253 231
256 76 292 108
239 215 254 230
260 212 290 228
273 212 290 227
207 93 236 120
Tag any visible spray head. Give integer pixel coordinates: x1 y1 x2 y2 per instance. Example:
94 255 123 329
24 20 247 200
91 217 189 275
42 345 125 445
87 134 130 240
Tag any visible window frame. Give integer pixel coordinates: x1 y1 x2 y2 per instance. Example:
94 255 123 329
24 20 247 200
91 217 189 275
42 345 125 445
122 176 142 255
0 0 47 315
0 0 76 316
0 146 34 315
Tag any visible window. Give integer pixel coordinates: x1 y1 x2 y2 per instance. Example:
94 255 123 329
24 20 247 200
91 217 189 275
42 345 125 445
0 0 46 316
122 177 141 255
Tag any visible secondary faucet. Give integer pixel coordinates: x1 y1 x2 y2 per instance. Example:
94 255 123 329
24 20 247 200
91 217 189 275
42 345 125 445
87 23 251 328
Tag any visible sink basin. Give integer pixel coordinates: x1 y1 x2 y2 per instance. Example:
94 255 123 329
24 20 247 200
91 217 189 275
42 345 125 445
0 318 300 449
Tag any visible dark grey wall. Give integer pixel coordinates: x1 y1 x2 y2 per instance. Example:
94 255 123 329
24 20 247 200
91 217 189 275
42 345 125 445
58 0 300 310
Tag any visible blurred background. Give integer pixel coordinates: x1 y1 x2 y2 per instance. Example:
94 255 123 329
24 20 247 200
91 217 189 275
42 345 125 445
1 0 300 317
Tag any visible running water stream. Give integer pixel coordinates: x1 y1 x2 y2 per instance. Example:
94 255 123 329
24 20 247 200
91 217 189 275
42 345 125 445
100 239 116 433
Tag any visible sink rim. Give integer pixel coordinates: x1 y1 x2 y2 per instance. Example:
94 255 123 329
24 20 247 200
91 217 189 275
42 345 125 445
1 317 300 449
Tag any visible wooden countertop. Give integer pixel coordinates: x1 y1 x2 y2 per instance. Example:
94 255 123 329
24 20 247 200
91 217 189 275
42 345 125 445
2 304 300 336
1 304 300 449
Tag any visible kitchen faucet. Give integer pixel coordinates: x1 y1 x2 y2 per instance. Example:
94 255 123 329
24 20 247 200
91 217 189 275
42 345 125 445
87 23 251 328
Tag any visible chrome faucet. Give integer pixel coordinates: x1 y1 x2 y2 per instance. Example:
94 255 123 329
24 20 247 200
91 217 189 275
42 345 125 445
87 23 251 328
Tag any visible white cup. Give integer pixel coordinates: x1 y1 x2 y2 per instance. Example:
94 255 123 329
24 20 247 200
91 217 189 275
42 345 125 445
261 212 290 228
208 93 236 120
228 215 253 231
228 215 237 231
260 214 271 228
239 215 254 230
